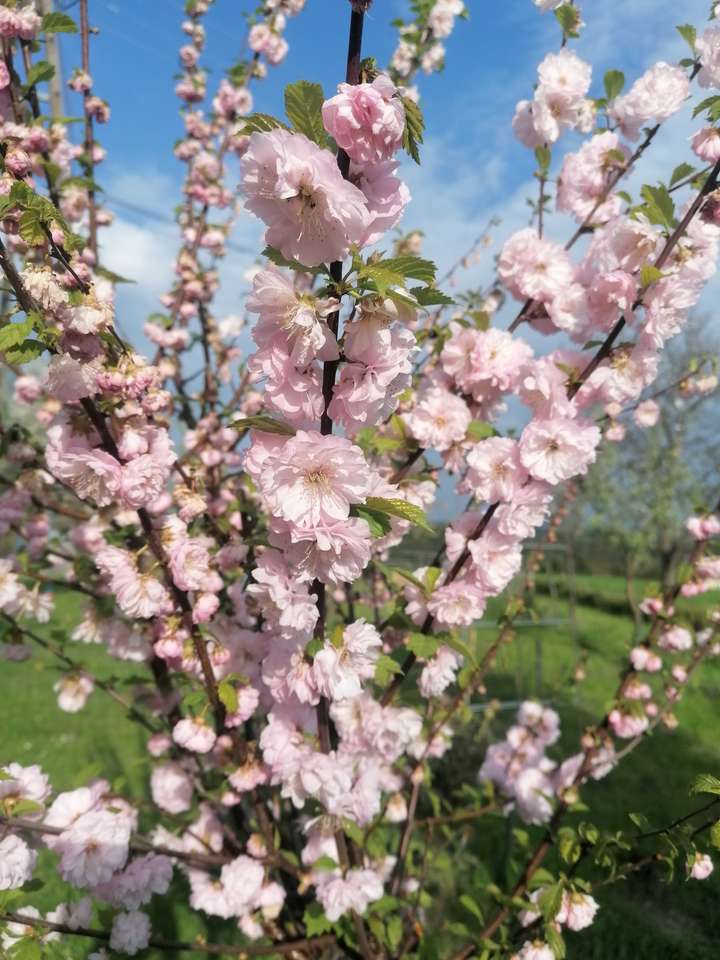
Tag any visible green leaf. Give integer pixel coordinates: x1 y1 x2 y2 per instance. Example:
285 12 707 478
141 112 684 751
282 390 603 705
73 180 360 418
284 80 328 147
262 245 325 275
0 315 35 352
311 855 339 872
690 773 720 796
640 183 676 230
444 632 475 664
629 811 650 830
10 940 43 960
232 414 295 436
538 881 564 921
603 69 625 102
386 914 403 951
218 680 238 714
4 340 45 364
23 60 55 90
466 420 497 442
410 285 454 307
240 113 290 134
375 653 402 685
639 264 663 288
359 263 405 297
364 496 434 533
402 94 425 164
18 208 47 246
669 162 696 187
459 894 484 924
710 821 720 849
42 11 78 32
545 922 567 960
407 632 441 658
303 903 334 936
535 145 551 175
11 798 44 817
376 255 437 284
554 3 581 38
676 23 697 51
693 95 720 121
355 505 393 538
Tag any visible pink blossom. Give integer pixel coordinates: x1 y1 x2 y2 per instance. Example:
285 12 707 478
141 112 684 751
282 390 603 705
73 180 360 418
0 763 51 815
403 388 471 451
686 514 720 540
95 547 173 620
690 852 714 880
419 645 462 697
150 762 194 815
322 75 404 164
608 709 649 739
57 810 131 887
109 911 151 956
313 619 382 700
351 159 410 246
268 517 372 585
634 398 660 427
54 674 94 713
172 717 217 754
256 431 370 526
610 62 690 140
512 943 554 960
519 417 600 485
0 835 37 890
466 437 529 502
658 625 693 652
248 267 338 364
315 867 384 921
498 229 574 304
692 127 720 162
241 129 370 266
514 767 555 824
220 855 265 916
697 27 720 88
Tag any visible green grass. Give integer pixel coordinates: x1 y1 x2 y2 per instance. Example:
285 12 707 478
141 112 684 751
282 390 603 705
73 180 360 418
2 581 720 959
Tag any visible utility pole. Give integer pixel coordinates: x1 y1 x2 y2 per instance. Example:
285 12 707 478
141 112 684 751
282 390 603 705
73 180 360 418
36 0 65 118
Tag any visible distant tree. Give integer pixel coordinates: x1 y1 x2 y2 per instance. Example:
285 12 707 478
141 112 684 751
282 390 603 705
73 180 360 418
570 314 719 614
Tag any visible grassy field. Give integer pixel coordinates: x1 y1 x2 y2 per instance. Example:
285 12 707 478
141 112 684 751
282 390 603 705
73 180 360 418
1 576 719 958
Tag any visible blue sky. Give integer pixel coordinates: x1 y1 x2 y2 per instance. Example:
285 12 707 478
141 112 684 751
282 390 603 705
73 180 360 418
51 0 717 345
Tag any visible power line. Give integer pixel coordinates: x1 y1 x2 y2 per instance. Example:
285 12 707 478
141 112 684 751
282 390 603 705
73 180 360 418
103 194 256 256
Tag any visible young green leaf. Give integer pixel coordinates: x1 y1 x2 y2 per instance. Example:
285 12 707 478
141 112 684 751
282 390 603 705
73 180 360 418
639 183 676 230
41 11 78 32
364 496 434 533
262 245 326 276
669 162 696 187
4 340 45 364
603 69 625 102
676 23 697 52
240 113 290 135
218 680 238 714
355 505 393 538
284 80 328 147
407 633 441 658
690 773 720 796
402 94 425 164
23 60 55 90
232 414 295 436
0 316 35 352
375 653 403 684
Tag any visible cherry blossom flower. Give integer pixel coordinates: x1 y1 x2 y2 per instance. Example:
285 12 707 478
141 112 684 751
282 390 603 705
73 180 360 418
241 129 370 266
322 74 405 164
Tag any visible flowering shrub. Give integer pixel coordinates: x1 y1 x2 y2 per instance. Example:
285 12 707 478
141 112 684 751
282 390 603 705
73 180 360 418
0 1 719 958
